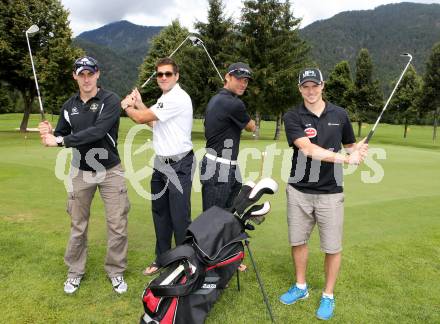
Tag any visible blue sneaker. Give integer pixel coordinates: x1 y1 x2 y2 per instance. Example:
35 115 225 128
279 284 309 305
316 296 335 320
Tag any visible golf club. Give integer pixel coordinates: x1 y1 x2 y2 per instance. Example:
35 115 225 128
229 180 255 214
365 53 413 143
188 36 223 82
232 178 278 216
141 35 223 88
259 151 267 179
241 201 271 225
25 24 45 121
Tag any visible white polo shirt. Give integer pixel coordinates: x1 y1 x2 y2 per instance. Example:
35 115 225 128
150 83 193 156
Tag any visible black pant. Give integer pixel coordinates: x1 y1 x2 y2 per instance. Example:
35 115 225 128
151 151 195 258
200 156 242 212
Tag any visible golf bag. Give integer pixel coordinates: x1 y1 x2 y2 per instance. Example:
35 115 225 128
140 178 279 324
140 206 247 324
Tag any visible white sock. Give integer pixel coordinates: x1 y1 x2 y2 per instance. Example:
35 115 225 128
323 292 334 299
296 282 307 290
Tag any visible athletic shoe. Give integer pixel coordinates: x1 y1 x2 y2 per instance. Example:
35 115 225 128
111 275 128 294
64 277 81 294
279 284 309 305
316 296 335 320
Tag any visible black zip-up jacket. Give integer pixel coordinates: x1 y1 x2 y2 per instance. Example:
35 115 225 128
54 88 121 171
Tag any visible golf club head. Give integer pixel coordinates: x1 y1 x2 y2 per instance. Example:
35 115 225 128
249 201 270 225
232 178 278 216
401 53 413 61
26 25 39 35
189 36 203 47
241 201 271 225
229 180 256 214
249 178 278 200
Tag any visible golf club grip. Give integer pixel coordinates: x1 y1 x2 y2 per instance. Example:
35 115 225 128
365 130 374 144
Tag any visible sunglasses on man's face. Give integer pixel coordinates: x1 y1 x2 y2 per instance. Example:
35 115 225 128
229 68 252 79
74 57 98 69
156 71 175 78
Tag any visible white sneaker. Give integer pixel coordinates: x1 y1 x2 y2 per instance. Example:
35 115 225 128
110 275 128 294
64 277 81 294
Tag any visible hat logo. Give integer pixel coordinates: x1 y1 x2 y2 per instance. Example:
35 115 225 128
90 103 99 112
303 70 317 78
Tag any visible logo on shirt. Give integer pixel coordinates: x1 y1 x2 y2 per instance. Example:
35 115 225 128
71 107 79 115
328 123 340 126
157 102 164 109
90 103 99 112
304 127 317 138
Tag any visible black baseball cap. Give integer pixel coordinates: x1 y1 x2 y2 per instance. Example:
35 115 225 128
227 62 253 79
73 56 99 75
298 68 323 85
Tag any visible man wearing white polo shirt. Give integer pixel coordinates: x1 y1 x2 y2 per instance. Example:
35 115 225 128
122 57 194 276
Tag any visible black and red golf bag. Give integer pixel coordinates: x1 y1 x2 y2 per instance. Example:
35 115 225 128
140 178 278 324
140 206 247 324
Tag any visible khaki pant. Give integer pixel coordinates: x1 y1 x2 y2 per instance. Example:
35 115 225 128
65 164 130 278
286 185 344 254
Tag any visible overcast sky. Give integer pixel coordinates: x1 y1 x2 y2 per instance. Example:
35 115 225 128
60 0 439 36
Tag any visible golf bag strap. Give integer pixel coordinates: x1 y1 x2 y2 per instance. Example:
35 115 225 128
156 244 196 268
150 271 197 297
151 244 204 297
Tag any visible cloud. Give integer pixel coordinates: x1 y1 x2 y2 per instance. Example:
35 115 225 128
61 0 440 36
62 0 176 25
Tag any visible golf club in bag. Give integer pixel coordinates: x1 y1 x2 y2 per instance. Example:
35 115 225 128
141 35 223 88
365 53 413 143
140 178 278 324
25 24 45 121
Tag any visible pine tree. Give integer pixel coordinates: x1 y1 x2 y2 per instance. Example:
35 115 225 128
388 65 422 138
325 61 354 115
420 42 440 140
194 0 238 114
352 48 383 137
240 0 309 139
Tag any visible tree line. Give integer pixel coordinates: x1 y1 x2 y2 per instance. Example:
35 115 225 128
0 0 439 140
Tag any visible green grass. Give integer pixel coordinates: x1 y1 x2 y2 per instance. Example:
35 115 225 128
1 114 439 323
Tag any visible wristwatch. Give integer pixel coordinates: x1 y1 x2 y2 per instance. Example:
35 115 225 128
55 136 64 147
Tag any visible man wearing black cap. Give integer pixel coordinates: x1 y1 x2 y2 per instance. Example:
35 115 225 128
200 62 256 213
279 68 368 320
38 56 130 295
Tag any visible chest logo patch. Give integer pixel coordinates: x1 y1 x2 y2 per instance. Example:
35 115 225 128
304 127 317 138
71 107 79 115
90 103 99 112
157 102 164 109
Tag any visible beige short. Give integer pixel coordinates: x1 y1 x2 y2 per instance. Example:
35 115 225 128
286 185 344 254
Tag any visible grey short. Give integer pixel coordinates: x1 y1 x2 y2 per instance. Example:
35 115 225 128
286 185 344 254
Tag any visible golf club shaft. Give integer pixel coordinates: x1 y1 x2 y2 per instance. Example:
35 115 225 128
198 42 224 82
141 35 224 87
141 36 190 88
26 32 45 120
365 54 413 143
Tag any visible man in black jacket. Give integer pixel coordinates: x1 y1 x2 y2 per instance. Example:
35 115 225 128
39 56 130 295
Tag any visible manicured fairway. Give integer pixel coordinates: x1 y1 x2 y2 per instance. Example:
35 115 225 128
1 114 439 323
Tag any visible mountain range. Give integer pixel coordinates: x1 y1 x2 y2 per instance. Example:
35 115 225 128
73 2 440 97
